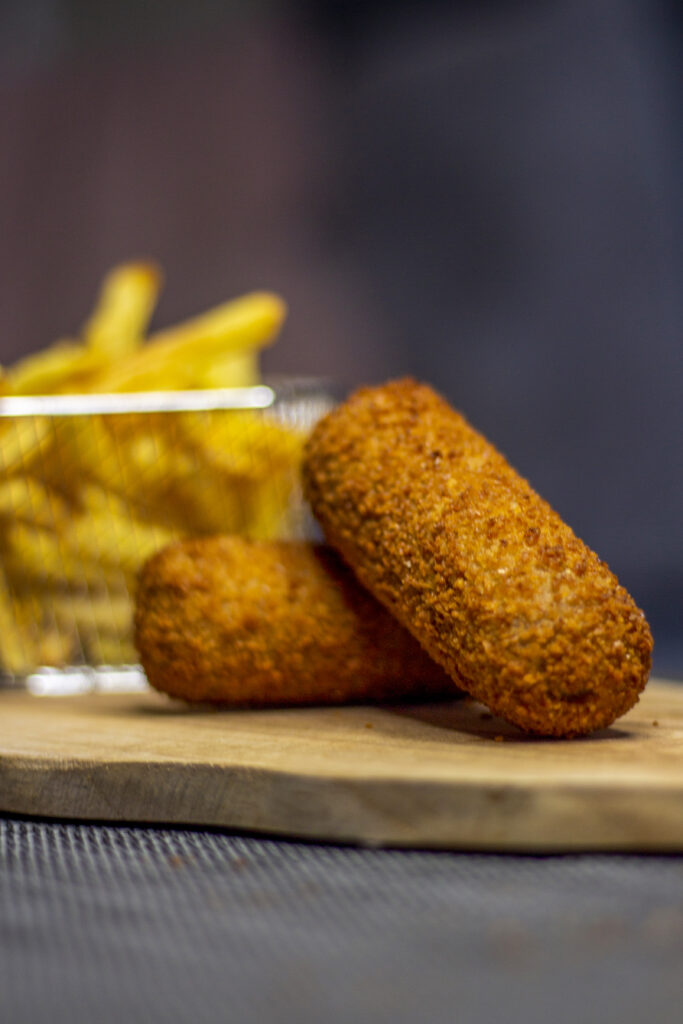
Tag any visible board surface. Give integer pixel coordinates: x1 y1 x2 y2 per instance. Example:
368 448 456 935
1 680 682 850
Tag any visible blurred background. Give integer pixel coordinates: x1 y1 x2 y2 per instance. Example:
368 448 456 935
1 0 681 674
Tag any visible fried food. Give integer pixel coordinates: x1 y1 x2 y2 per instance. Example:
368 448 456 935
6 262 161 394
0 564 40 675
0 263 308 675
302 378 653 736
91 291 285 392
135 535 458 706
83 262 161 359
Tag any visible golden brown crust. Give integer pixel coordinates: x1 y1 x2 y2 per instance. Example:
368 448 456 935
134 535 457 706
302 378 653 736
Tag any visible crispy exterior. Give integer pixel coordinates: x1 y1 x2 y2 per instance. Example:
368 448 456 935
302 378 653 736
135 535 457 705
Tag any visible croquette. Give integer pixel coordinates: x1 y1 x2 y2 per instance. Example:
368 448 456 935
302 378 653 736
135 535 458 705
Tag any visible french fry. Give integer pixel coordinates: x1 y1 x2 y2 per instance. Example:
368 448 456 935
13 583 80 669
0 263 314 672
196 349 260 389
63 511 176 577
0 417 52 475
241 469 302 540
41 417 130 496
50 587 136 667
0 565 40 675
0 475 70 530
5 262 161 396
89 291 286 392
5 522 122 589
177 410 306 480
46 415 225 534
45 416 189 526
83 632 138 666
77 481 127 517
5 340 108 395
37 626 78 667
84 262 161 358
52 590 132 638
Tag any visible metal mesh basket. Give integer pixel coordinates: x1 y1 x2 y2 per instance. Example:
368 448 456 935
0 379 334 693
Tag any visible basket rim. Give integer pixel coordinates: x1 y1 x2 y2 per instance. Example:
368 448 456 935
0 377 332 418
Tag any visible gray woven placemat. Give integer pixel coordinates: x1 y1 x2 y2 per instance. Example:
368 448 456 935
2 816 682 1024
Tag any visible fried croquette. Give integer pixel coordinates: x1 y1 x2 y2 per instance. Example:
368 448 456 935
134 535 458 705
302 378 653 736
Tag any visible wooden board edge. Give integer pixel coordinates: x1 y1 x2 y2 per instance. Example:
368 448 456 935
3 755 683 852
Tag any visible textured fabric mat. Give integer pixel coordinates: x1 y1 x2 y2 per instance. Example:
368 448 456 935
2 816 682 1024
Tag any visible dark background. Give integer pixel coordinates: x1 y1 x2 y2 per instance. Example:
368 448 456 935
1 0 681 672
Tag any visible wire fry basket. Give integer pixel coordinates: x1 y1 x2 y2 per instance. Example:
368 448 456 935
0 378 334 693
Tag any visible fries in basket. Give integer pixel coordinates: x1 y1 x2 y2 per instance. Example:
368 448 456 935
0 263 324 678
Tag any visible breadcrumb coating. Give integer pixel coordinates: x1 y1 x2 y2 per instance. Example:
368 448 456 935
135 535 457 705
302 378 653 736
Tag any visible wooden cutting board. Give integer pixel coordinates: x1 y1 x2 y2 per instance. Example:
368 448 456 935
1 679 682 851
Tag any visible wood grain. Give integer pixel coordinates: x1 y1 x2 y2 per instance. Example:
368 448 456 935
1 680 682 850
